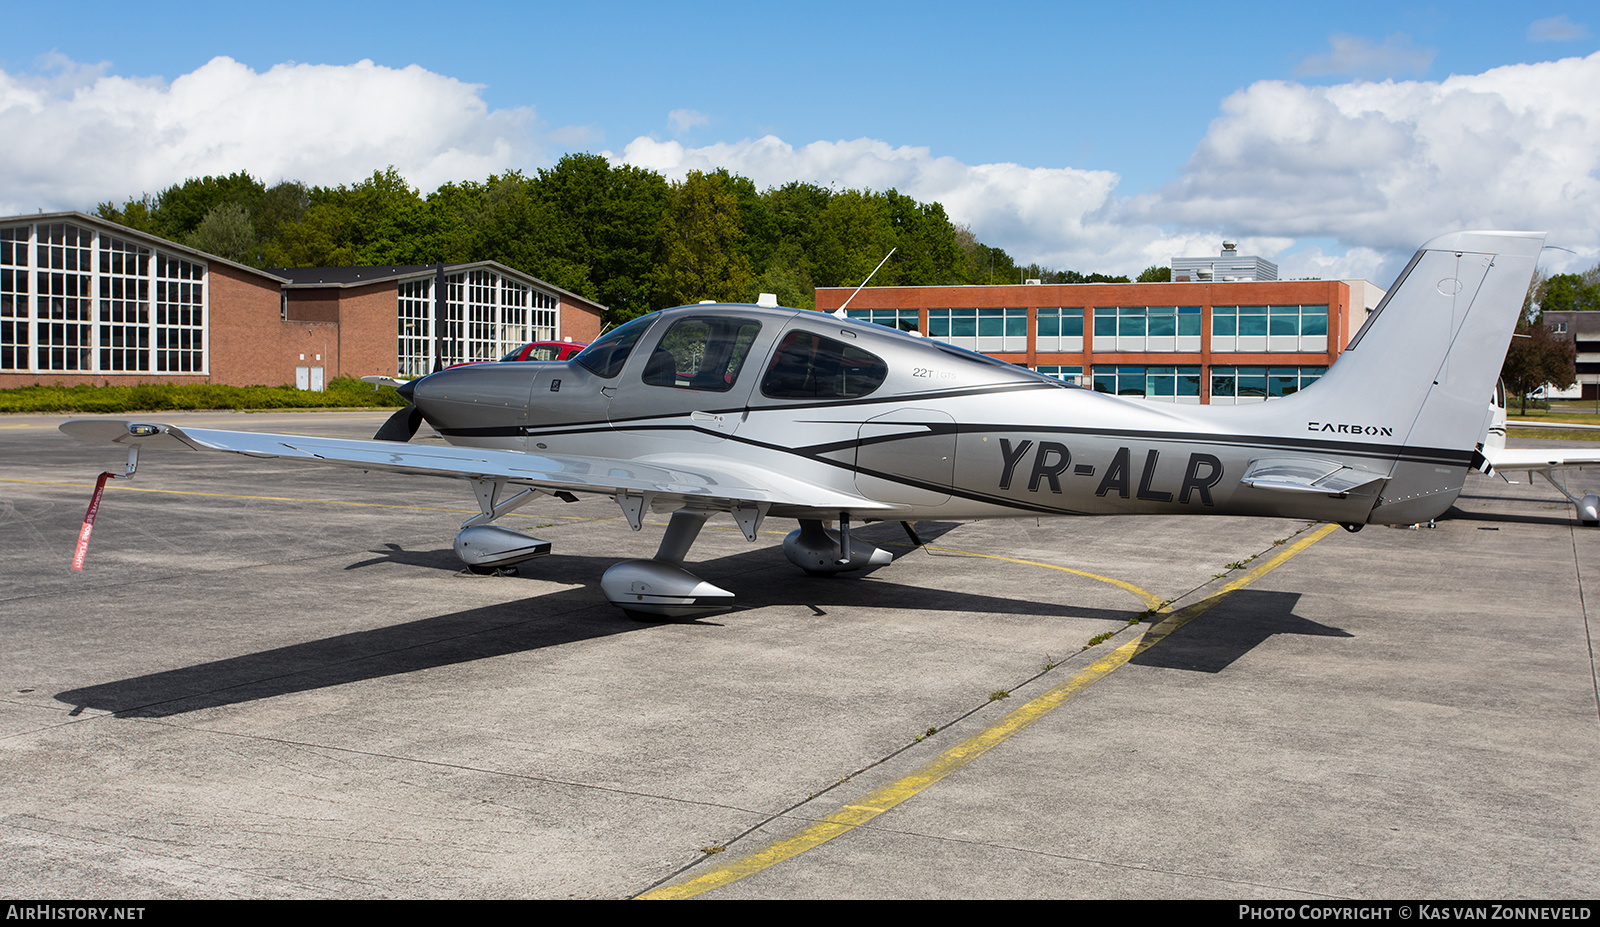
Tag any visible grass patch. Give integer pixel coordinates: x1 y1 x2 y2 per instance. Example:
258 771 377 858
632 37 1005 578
1508 427 1600 442
1505 407 1600 440
0 378 408 414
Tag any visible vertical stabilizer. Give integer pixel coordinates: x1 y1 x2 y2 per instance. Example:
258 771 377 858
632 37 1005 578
1307 231 1543 451
1285 231 1543 523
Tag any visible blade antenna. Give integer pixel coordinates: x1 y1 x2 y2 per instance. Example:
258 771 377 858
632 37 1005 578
834 248 896 318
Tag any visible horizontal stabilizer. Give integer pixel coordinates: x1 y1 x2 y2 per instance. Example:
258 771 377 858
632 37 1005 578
1240 457 1386 496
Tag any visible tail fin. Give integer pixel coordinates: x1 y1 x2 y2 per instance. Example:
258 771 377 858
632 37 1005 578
1289 231 1544 523
1307 231 1543 448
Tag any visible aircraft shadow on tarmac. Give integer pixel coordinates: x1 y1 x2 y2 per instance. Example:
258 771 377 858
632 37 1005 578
1440 503 1577 528
55 522 1133 718
1130 589 1353 674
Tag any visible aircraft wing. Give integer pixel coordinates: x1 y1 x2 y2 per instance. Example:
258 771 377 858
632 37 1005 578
59 419 888 514
1482 446 1600 475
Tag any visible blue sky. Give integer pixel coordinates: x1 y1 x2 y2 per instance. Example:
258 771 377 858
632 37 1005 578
1 0 1596 281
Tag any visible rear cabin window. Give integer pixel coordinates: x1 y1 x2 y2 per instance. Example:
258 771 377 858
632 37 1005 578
761 330 888 399
641 316 762 392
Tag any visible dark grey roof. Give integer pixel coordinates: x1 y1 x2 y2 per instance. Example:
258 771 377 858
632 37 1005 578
269 265 440 286
269 261 606 316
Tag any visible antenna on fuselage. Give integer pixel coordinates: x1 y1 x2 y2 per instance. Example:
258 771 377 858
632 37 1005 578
833 248 896 319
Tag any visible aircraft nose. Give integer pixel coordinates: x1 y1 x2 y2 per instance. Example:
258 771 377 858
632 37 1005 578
396 377 418 402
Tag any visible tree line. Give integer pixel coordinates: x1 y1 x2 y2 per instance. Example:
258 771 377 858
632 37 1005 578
94 157 1168 326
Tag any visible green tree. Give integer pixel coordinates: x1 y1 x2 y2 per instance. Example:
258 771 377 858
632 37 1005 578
1539 272 1600 315
653 170 755 308
462 171 593 299
534 154 670 321
884 191 964 286
1501 320 1577 414
185 201 258 264
152 172 266 240
1137 265 1172 283
90 158 1084 313
253 181 310 251
95 194 159 234
264 168 453 267
811 190 896 289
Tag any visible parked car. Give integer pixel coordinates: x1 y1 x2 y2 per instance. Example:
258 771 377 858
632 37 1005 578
501 340 588 362
446 340 589 369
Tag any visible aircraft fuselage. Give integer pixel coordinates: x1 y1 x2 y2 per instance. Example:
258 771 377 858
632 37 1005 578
407 305 1419 528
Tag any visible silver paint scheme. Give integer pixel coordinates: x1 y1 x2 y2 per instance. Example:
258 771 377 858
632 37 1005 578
62 231 1546 613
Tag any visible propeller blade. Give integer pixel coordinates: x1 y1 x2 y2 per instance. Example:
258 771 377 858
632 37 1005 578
374 404 422 442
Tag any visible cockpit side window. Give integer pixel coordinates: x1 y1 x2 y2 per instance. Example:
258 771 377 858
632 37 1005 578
575 315 654 378
642 316 762 392
760 329 888 400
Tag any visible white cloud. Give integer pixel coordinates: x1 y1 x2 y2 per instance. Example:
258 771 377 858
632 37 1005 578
1275 244 1387 283
9 51 1597 283
1528 15 1590 42
614 46 1600 281
612 134 1178 273
0 56 545 213
1297 34 1436 79
616 54 1600 280
1144 51 1600 279
667 108 710 134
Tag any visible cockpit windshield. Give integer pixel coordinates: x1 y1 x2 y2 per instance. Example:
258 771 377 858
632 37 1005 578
575 314 654 378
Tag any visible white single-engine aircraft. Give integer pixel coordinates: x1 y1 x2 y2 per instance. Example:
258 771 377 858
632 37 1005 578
64 230 1544 618
1479 381 1600 525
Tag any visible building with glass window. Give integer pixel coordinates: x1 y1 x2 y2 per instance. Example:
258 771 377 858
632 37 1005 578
0 212 605 389
818 278 1373 404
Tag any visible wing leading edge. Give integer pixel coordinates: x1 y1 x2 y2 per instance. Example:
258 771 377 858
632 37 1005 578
58 419 887 515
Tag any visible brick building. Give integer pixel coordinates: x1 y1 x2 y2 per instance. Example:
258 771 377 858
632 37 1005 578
817 277 1375 404
0 212 605 389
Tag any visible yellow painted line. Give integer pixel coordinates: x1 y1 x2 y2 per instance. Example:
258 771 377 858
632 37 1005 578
921 545 1165 612
638 521 1340 900
683 527 1167 610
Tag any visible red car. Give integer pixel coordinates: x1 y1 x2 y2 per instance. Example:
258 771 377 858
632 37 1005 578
446 340 589 369
499 340 588 362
